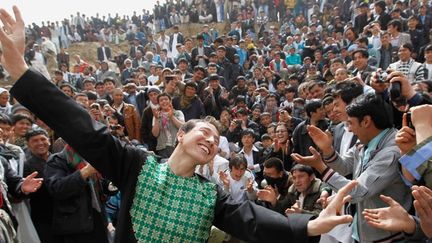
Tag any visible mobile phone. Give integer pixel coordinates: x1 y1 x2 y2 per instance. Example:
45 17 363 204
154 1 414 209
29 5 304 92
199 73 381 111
406 112 414 129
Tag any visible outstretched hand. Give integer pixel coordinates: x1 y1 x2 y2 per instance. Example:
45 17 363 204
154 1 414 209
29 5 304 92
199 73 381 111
307 125 333 156
21 171 43 195
291 146 327 173
0 6 28 80
307 181 357 236
412 186 432 238
363 195 415 234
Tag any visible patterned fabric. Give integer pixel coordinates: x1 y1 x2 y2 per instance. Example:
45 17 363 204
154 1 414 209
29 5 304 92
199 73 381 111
131 156 217 242
62 144 87 170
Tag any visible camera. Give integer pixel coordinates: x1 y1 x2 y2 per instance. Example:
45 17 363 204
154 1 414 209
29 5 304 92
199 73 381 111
90 103 100 110
110 125 121 130
235 119 242 126
377 70 389 83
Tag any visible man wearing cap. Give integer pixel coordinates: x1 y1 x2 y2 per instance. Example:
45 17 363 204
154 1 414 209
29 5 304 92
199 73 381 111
0 88 11 115
120 59 134 85
202 74 229 118
172 81 205 121
354 3 371 35
216 45 234 90
226 108 259 147
96 60 117 84
141 86 161 152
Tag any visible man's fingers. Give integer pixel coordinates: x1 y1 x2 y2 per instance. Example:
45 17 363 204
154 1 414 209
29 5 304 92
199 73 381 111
342 195 352 205
364 216 383 228
380 195 398 207
329 215 353 226
402 113 407 127
331 181 357 206
308 146 320 157
25 171 39 179
413 187 432 213
0 9 16 27
12 6 24 25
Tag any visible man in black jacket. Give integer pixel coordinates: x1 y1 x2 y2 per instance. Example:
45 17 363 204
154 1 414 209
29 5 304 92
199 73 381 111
45 144 113 243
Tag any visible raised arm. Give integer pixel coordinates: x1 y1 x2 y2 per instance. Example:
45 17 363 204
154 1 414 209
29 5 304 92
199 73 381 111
0 6 143 190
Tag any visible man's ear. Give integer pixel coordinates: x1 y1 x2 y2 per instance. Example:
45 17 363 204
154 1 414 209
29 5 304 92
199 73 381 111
362 115 372 128
177 129 185 143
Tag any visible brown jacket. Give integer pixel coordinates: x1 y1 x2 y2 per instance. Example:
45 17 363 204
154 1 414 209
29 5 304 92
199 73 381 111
122 103 141 142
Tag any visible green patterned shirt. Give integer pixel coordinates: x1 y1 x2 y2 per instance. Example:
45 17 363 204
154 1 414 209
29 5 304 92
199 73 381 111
131 156 217 242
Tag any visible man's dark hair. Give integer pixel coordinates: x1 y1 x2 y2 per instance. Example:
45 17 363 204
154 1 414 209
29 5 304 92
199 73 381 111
157 92 172 102
103 77 116 84
308 81 326 92
74 92 87 100
11 113 34 125
193 65 206 74
352 48 369 59
85 91 98 101
0 114 12 126
330 57 345 66
95 81 104 88
305 99 323 117
322 95 334 106
400 43 414 53
25 129 48 141
332 80 364 105
241 128 256 139
60 83 75 92
387 19 402 32
264 157 285 173
425 44 432 52
417 80 432 92
208 62 218 68
357 37 369 46
229 154 247 169
290 164 314 176
346 93 393 129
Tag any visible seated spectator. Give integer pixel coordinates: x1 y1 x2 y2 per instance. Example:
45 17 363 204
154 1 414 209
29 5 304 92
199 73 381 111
283 164 329 217
265 122 295 171
237 129 263 182
226 108 259 146
10 113 34 149
202 74 230 119
389 43 426 83
256 157 292 213
217 154 257 203
172 81 205 121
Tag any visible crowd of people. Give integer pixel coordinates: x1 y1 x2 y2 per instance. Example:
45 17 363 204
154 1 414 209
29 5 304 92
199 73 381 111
0 0 431 243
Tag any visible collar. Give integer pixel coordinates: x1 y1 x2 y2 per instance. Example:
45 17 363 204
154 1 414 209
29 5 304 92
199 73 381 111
239 145 259 154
